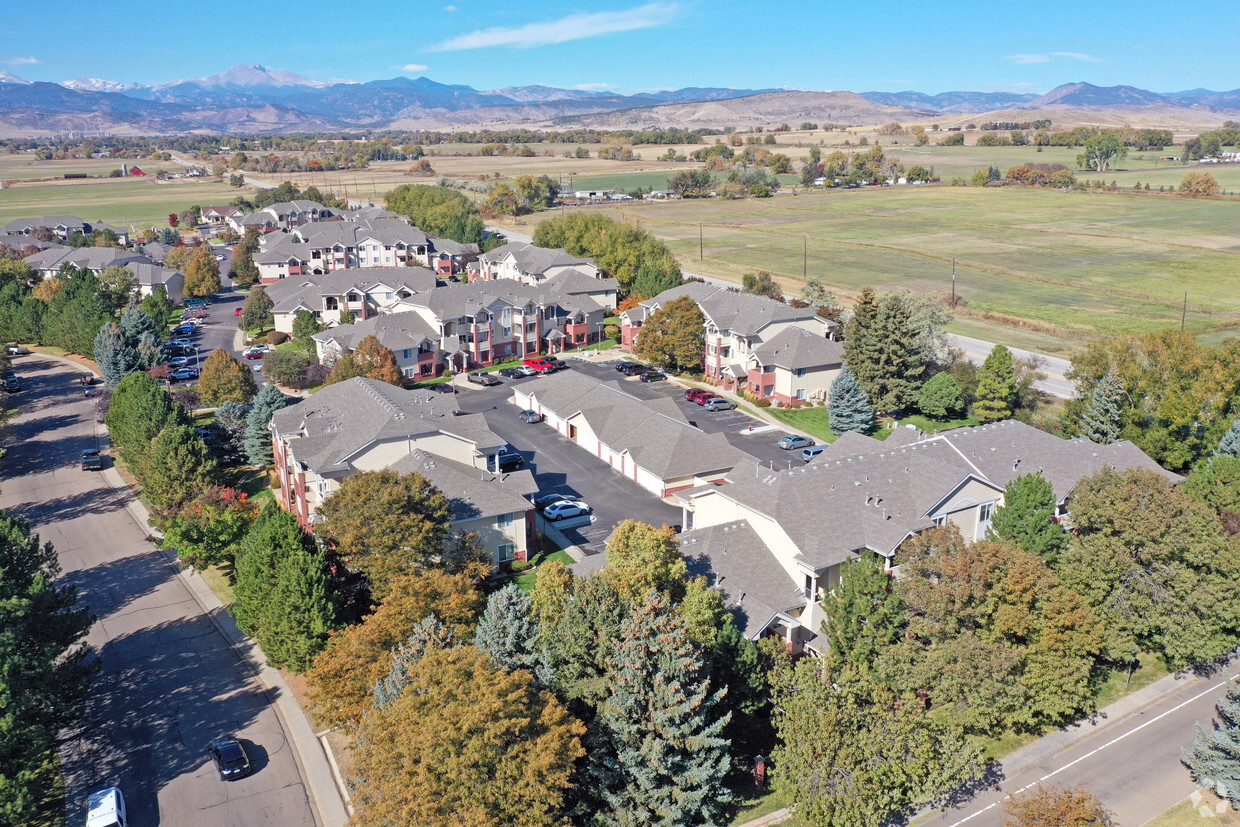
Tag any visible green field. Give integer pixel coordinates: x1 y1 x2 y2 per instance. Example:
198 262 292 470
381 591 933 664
0 176 239 232
549 184 1240 353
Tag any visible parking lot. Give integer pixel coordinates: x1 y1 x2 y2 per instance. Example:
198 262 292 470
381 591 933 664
453 354 814 550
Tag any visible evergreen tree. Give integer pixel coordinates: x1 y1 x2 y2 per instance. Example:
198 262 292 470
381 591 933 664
474 584 549 682
232 506 316 638
800 275 836 309
1215 417 1240 458
245 384 290 466
292 309 323 358
1080 368 1125 444
135 331 164 371
213 400 250 461
711 619 772 765
119 305 157 344
198 348 257 407
229 227 261 288
588 591 731 826
160 227 179 245
989 472 1067 562
822 551 903 671
143 424 218 524
843 287 881 394
918 372 963 420
828 364 875 434
1184 681 1240 808
973 344 1015 422
261 544 337 672
869 292 926 412
93 322 139 387
543 574 632 707
373 615 458 709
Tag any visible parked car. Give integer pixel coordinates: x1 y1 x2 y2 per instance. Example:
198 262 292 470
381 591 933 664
614 360 640 373
171 326 197 337
545 500 593 521
207 736 252 781
234 307 244 316
492 452 526 472
703 397 736 411
684 388 715 404
421 382 455 394
81 449 102 471
801 445 828 462
467 371 501 386
5 344 29 356
86 787 127 827
168 337 193 347
247 342 272 353
522 358 556 374
170 367 200 381
499 365 536 378
242 346 266 360
616 362 646 376
518 409 545 424
639 370 666 383
3 376 21 393
778 434 815 450
533 493 583 513
167 356 190 368
546 356 567 370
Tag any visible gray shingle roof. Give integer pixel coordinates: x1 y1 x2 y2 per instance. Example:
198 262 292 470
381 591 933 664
125 262 184 288
389 449 536 522
752 325 844 370
3 214 88 233
288 217 430 248
312 311 438 353
24 246 148 273
527 372 746 480
270 377 502 474
264 267 438 314
643 282 828 337
482 241 598 276
404 279 604 321
933 420 1182 503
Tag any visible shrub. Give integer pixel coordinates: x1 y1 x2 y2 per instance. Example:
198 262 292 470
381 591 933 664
754 398 772 408
509 560 533 573
267 331 289 346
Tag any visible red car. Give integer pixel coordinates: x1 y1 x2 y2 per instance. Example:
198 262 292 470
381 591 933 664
684 388 716 404
522 358 555 374
234 307 244 316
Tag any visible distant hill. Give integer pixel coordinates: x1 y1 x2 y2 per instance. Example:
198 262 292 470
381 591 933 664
1028 82 1167 108
554 91 934 130
861 90 1037 113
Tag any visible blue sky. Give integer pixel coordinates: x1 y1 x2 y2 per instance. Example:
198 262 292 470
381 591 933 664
1 1 1235 94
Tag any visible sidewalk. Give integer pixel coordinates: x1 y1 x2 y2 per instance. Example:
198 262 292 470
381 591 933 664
88 395 350 827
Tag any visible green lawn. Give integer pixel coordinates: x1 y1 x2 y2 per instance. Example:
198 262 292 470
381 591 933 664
896 413 981 434
1092 652 1170 709
0 176 239 232
1146 792 1240 826
528 182 1240 353
766 406 838 443
513 547 574 592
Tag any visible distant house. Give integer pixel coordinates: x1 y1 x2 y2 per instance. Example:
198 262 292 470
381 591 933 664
128 166 146 176
126 262 185 304
253 218 467 283
2 214 128 243
312 312 440 381
201 206 241 226
23 245 149 279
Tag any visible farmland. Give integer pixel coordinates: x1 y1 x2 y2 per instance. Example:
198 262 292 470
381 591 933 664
507 183 1240 354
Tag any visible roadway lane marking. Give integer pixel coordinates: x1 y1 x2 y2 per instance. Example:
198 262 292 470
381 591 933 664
940 672 1240 826
740 424 782 434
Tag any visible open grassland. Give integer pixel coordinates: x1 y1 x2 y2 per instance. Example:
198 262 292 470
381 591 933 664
0 175 239 231
513 184 1240 353
0 152 156 181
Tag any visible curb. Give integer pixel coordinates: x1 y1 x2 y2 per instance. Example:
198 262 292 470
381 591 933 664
89 401 350 826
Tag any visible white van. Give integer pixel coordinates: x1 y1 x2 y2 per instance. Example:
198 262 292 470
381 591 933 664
86 787 127 827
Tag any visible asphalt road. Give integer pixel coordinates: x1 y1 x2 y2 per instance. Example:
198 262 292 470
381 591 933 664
0 354 315 826
917 662 1240 827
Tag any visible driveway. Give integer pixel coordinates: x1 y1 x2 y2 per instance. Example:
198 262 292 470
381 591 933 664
1 355 315 826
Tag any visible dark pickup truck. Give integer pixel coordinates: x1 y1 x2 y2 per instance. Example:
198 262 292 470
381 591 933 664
81 449 103 471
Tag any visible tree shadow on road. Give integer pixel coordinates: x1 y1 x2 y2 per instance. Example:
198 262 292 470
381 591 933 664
8 485 128 524
61 615 283 827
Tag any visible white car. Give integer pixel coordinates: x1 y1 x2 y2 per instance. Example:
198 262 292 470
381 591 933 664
86 787 127 827
544 500 592 521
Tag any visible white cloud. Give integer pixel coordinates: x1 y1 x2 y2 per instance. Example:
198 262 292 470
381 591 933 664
573 82 616 90
1052 51 1103 63
1 56 39 66
394 63 430 73
1005 54 1053 64
443 4 458 9
432 2 679 51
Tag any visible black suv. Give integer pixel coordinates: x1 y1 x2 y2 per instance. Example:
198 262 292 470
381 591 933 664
492 452 526 472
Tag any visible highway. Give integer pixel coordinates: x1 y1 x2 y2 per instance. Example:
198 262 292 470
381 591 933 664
1 355 316 826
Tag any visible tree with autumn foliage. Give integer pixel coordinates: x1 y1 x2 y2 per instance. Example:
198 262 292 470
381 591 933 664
1003 784 1114 826
351 645 584 827
605 519 687 603
184 244 221 297
351 334 405 386
306 566 485 730
161 486 258 568
198 348 257 406
634 295 706 373
316 469 452 599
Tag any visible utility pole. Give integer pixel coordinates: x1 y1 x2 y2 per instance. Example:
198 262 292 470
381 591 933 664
803 236 807 278
951 258 956 307
1182 291 1188 333
699 223 703 260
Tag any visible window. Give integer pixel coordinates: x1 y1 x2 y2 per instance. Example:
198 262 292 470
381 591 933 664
795 368 807 378
420 363 433 376
498 543 516 562
495 513 514 529
803 574 814 599
402 349 413 359
796 388 806 400
932 514 947 527
979 502 994 522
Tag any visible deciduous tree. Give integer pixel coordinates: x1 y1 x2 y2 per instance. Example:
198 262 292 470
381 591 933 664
162 486 258 568
317 470 452 600
1003 784 1115 826
1180 171 1221 197
143 424 218 524
634 295 706 373
605 519 687 603
141 285 173 332
742 270 782 299
105 371 187 472
352 645 584 827
352 334 404 386
372 615 457 709
198 348 257 407
184 245 221 297
261 348 309 389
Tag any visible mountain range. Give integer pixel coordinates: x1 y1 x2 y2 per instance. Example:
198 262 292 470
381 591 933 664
0 65 1238 136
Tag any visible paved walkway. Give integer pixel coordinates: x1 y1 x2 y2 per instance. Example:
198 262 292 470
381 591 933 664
44 351 351 827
